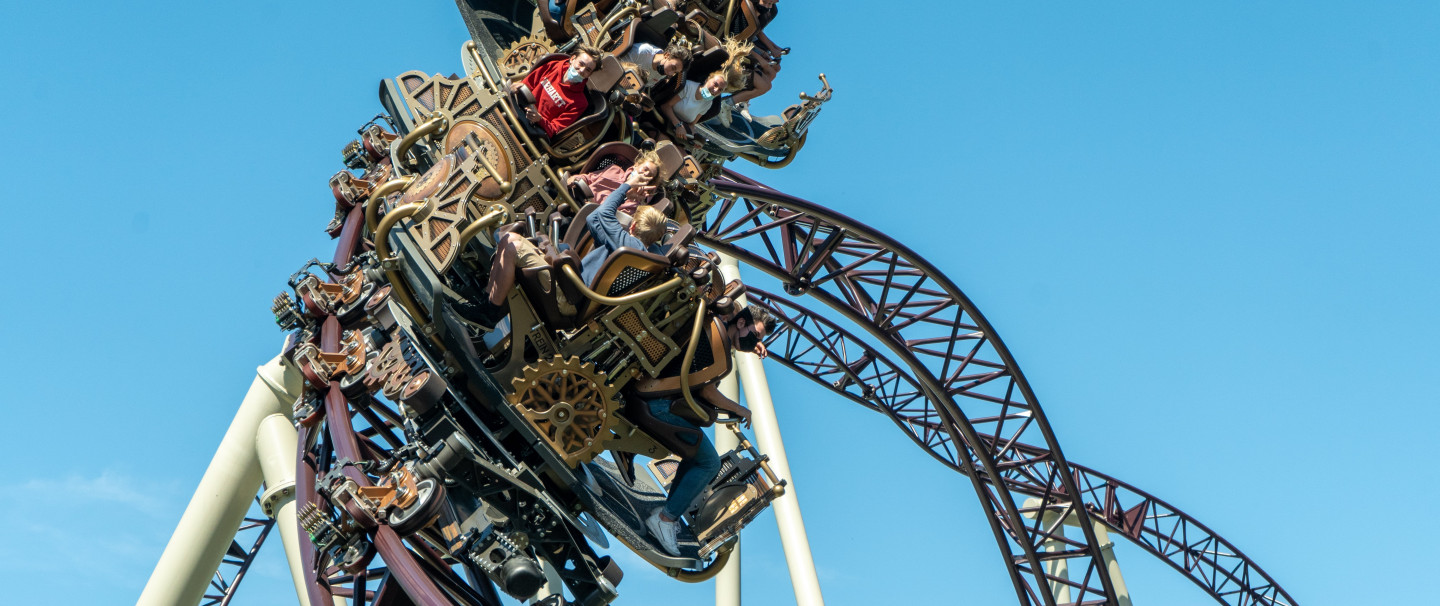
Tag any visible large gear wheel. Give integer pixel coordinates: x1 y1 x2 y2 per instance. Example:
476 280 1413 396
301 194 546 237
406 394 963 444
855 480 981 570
507 356 620 467
499 35 557 80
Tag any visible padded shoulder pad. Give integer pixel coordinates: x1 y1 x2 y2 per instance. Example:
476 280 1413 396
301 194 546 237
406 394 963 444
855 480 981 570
589 55 624 92
654 141 685 179
583 141 640 174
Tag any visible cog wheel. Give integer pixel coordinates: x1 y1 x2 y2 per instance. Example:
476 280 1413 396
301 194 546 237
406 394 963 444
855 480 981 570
507 356 620 466
500 35 557 80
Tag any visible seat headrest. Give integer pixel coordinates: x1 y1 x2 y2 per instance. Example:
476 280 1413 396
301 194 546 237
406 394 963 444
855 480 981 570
588 55 624 92
687 47 730 81
583 142 640 174
654 141 685 179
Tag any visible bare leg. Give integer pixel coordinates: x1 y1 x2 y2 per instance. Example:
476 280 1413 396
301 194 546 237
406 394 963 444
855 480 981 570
487 232 523 305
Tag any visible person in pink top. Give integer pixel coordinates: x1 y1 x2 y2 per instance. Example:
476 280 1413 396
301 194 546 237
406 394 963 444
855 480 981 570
568 149 664 215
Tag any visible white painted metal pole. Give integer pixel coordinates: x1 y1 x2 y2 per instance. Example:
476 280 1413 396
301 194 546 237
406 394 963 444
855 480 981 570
1090 522 1133 606
1039 508 1072 604
718 254 824 606
1022 497 1134 606
138 354 303 606
255 413 310 606
713 372 742 606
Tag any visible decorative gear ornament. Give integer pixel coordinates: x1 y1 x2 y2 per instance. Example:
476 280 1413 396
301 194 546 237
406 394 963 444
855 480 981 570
507 356 620 466
500 35 558 80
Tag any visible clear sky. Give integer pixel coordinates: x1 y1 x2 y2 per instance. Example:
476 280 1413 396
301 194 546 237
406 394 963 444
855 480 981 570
1 1 1436 604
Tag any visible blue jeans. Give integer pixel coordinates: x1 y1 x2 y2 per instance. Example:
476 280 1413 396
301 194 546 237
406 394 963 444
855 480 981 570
647 399 722 519
548 1 564 20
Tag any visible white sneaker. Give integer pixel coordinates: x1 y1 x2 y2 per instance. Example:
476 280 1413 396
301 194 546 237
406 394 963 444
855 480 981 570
644 508 681 555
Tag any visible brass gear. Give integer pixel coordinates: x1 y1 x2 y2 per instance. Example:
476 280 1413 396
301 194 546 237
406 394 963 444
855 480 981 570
507 356 620 467
500 35 557 80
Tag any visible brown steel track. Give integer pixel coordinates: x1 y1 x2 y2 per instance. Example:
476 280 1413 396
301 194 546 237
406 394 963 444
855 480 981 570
696 171 1297 605
743 286 1297 606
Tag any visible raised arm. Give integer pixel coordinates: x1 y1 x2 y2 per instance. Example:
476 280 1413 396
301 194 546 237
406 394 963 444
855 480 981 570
585 182 633 251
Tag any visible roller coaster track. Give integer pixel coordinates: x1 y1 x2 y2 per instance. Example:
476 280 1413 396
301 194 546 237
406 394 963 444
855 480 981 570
696 172 1298 606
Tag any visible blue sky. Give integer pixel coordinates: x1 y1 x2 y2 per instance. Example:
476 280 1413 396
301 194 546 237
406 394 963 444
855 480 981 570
2 1 1436 604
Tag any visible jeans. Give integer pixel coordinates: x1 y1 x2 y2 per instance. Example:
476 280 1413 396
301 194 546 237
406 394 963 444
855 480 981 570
647 398 722 519
548 0 564 20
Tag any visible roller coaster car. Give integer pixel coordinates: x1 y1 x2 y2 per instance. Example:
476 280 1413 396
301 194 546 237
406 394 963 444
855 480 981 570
281 40 788 604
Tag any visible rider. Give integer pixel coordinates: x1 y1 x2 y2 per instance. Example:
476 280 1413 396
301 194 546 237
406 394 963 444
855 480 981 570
512 45 602 138
726 0 784 118
619 42 693 89
659 50 749 141
568 149 665 214
580 168 668 285
644 305 777 556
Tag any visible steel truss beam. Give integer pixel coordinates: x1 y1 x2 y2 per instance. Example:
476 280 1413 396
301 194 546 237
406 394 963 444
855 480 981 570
699 174 1118 605
738 273 1297 606
202 497 276 606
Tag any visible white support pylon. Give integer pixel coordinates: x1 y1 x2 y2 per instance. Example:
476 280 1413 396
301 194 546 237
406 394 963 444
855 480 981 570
718 254 825 606
714 371 742 606
255 413 310 606
138 353 303 606
1022 497 1133 606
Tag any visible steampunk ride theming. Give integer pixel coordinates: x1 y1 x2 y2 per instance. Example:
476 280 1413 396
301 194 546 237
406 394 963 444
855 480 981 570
138 2 1302 605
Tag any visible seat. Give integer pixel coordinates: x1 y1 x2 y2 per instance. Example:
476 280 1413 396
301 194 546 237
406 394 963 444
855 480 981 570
581 141 642 174
577 246 674 320
630 318 733 399
516 238 586 330
622 397 704 459
511 54 625 161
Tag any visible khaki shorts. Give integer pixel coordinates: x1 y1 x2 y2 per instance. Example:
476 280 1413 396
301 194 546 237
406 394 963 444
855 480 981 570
514 238 576 316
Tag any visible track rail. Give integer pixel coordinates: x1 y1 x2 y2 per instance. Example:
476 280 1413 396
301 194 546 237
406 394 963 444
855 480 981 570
744 286 1297 606
699 171 1299 605
699 174 1117 604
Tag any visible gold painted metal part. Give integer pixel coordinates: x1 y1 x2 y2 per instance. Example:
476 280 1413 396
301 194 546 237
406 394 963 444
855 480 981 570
668 542 735 583
456 204 512 247
559 265 683 307
506 356 620 466
392 113 450 174
373 200 432 329
736 131 806 169
599 5 640 35
364 175 418 235
470 142 514 197
675 302 711 421
721 0 738 39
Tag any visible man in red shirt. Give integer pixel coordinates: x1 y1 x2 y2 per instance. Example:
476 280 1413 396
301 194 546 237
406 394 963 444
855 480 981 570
512 46 601 138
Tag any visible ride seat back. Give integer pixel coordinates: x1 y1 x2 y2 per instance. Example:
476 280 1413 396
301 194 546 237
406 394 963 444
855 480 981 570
579 247 674 320
630 319 733 400
635 8 682 48
581 141 641 174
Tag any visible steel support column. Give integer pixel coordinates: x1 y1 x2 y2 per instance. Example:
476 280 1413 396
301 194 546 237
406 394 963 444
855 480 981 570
139 354 303 606
720 254 824 606
714 370 742 606
255 413 310 606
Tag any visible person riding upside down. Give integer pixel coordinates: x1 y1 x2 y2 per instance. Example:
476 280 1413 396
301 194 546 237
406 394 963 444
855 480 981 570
642 305 776 556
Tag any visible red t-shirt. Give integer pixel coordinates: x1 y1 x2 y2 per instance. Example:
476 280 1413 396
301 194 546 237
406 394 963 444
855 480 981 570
522 58 589 137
